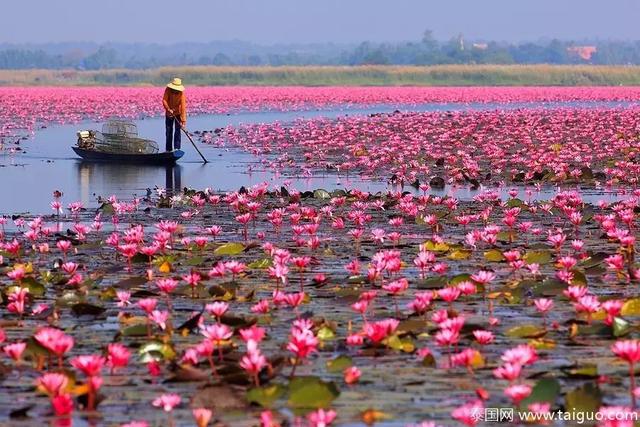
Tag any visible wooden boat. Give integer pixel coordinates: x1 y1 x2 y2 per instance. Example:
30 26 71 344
72 147 185 165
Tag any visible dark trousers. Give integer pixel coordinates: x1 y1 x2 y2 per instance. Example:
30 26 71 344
165 116 181 151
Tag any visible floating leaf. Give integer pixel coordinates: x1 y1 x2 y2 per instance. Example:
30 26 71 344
248 258 272 269
139 341 176 362
326 355 353 373
214 243 245 256
247 384 286 408
527 337 555 349
447 249 472 260
184 256 205 266
520 378 560 408
114 276 148 289
562 364 598 379
530 278 566 297
313 189 331 200
565 383 602 415
506 198 524 208
423 241 449 253
581 252 608 269
523 250 552 265
21 277 45 297
613 316 632 337
384 334 415 353
287 376 340 409
121 324 148 337
506 324 547 339
449 273 471 285
484 249 505 262
316 326 336 341
570 269 588 286
497 231 517 242
622 298 640 316
417 276 448 289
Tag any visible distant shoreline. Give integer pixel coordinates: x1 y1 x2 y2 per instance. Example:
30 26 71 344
1 65 640 86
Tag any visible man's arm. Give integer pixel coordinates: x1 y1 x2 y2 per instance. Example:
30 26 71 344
180 93 187 125
162 88 173 115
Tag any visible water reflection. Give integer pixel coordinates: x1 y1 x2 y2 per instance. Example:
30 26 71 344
165 164 182 195
76 162 183 204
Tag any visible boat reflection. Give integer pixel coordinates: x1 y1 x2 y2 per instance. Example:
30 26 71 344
76 161 182 204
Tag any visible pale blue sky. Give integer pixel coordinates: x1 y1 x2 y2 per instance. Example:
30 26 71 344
3 0 639 44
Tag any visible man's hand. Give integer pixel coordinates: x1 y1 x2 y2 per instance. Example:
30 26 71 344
181 120 186 128
167 109 174 116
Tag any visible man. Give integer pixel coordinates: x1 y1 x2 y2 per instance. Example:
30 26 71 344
162 77 186 152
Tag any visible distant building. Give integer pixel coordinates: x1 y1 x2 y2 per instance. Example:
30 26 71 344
566 46 597 61
472 43 488 50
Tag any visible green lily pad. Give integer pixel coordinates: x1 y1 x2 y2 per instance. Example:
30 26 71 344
121 323 148 337
21 277 45 297
247 384 287 408
448 249 472 260
564 383 602 415
613 316 632 337
326 355 353 373
423 241 449 253
313 189 331 200
214 243 245 256
520 378 560 408
484 249 505 262
506 324 547 339
287 376 340 409
562 364 598 379
184 256 205 266
317 326 336 341
139 341 176 362
416 276 448 289
248 258 273 269
523 250 552 265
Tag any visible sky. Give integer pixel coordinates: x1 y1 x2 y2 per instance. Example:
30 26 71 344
2 0 640 44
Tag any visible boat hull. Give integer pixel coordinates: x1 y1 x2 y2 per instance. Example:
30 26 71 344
72 147 184 165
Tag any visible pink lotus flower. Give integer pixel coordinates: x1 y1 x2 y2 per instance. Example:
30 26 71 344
107 343 131 374
3 342 26 362
37 372 69 396
152 393 181 412
307 408 337 427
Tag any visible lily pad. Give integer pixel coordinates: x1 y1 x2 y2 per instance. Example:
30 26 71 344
287 376 340 409
523 250 552 265
520 378 560 408
506 324 547 339
484 249 505 262
139 341 176 362
326 355 353 373
423 241 449 253
621 298 640 316
214 243 245 256
313 189 331 199
447 249 472 260
564 383 602 415
247 384 287 408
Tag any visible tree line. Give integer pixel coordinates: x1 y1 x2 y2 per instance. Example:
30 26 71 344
2 32 640 69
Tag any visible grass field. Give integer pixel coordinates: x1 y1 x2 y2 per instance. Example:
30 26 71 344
1 65 640 86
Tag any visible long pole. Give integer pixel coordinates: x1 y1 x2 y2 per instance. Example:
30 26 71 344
175 117 208 163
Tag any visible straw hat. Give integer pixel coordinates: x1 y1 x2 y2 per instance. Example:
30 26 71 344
167 77 185 92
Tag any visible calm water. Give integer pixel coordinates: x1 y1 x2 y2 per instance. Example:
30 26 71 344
0 101 633 214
